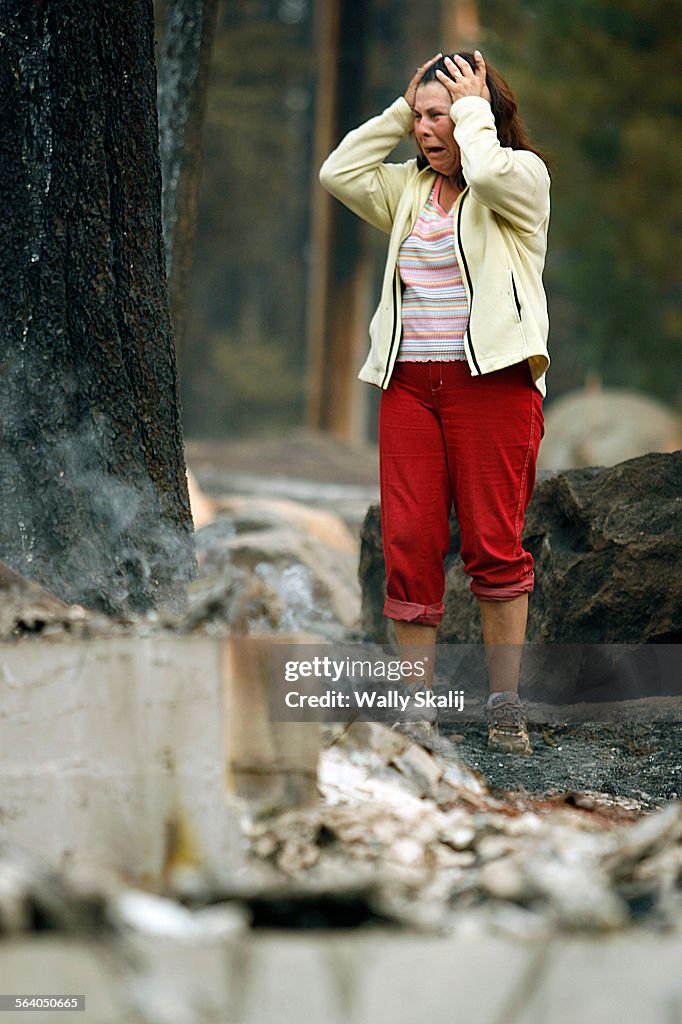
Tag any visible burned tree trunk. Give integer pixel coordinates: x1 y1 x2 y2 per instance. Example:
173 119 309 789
0 0 195 614
157 0 219 358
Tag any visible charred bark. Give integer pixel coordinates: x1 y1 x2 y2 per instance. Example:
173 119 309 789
0 0 195 614
157 0 219 358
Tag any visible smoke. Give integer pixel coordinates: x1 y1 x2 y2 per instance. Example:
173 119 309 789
0 414 195 616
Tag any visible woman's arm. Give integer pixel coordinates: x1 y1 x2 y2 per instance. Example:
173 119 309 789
452 96 550 236
436 53 549 235
318 97 416 234
319 55 442 233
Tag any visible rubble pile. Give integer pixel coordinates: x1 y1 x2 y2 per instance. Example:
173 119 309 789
0 486 363 641
245 723 682 935
1 723 680 943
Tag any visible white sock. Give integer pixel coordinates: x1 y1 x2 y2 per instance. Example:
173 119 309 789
487 690 513 705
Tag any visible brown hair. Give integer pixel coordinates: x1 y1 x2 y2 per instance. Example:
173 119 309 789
416 52 551 188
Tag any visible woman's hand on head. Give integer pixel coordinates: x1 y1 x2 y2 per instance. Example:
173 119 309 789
404 53 442 109
436 51 491 105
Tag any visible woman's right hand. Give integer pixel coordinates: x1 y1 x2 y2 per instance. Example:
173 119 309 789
403 53 442 109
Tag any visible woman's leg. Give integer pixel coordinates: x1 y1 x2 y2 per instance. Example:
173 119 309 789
379 363 452 725
478 593 528 695
438 360 542 728
379 362 452 637
392 621 437 688
440 363 541 584
480 591 533 753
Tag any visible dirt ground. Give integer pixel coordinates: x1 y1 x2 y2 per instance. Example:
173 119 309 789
440 720 682 811
186 430 379 486
187 430 380 532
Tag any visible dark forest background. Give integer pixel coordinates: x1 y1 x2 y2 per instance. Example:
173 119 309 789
175 0 682 439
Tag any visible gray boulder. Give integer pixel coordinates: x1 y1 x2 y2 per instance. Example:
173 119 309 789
187 496 362 638
522 452 681 645
537 388 682 470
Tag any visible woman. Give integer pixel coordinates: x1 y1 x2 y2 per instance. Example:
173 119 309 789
319 52 550 754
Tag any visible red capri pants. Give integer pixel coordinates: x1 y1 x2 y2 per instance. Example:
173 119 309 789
379 359 544 627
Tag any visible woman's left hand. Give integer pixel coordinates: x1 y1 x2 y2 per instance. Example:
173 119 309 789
436 51 491 104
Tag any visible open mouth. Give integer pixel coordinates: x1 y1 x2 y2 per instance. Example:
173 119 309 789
425 147 446 155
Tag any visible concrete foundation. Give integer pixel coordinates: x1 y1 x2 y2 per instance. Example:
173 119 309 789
2 925 682 1024
0 634 320 886
2 633 680 1022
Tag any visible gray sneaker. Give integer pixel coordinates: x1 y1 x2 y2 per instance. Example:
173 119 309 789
484 691 532 755
391 681 439 744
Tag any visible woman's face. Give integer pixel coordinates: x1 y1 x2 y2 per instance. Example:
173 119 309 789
413 81 461 177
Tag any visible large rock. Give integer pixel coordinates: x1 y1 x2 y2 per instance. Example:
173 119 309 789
538 388 682 470
189 496 361 637
522 453 681 644
360 452 682 700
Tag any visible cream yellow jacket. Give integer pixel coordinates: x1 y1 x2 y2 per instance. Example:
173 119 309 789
319 94 551 396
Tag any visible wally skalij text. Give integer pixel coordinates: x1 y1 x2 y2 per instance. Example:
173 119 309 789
272 653 465 721
283 687 465 711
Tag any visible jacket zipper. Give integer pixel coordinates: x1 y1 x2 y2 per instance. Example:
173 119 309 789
382 173 435 387
380 269 401 389
456 192 481 375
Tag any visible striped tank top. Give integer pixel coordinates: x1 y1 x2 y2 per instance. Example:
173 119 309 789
396 176 468 361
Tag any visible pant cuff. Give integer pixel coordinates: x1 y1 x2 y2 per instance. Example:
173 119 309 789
384 595 444 626
471 575 534 601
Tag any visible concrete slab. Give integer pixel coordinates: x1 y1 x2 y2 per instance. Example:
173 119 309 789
524 930 682 1024
0 636 235 884
0 937 135 1024
233 926 682 1024
0 634 321 886
3 926 681 1024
